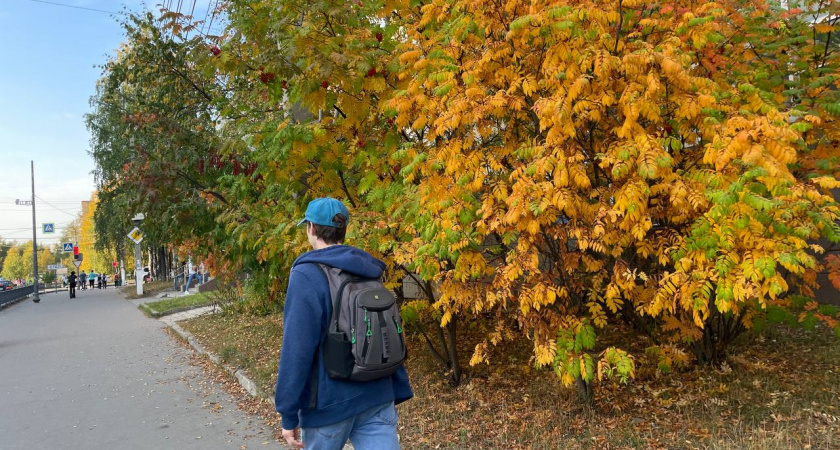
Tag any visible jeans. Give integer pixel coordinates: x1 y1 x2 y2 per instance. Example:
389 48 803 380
301 401 400 450
185 273 201 290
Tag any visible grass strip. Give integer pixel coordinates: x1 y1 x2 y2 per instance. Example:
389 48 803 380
180 313 282 396
178 313 840 449
141 292 215 317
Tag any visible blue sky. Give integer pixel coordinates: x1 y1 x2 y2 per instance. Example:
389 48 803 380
0 0 214 247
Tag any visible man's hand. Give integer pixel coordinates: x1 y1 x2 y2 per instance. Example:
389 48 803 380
282 428 304 448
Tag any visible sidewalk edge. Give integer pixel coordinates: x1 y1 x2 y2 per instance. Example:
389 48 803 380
167 321 264 399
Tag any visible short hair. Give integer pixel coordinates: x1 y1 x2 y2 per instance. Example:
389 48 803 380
311 213 347 244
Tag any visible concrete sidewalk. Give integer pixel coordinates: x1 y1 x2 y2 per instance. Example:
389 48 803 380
0 287 280 449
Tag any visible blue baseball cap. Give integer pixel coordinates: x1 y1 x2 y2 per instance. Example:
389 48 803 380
297 197 349 227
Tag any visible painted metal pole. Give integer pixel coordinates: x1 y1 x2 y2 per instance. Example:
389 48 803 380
31 161 40 303
120 253 126 289
135 241 143 296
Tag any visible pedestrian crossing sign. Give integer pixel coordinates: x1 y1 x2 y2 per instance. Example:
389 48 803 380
43 223 55 233
63 243 74 253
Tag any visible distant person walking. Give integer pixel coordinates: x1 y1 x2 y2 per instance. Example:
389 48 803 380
79 271 87 290
199 262 208 283
88 272 95 289
68 271 77 298
103 274 108 289
185 262 201 292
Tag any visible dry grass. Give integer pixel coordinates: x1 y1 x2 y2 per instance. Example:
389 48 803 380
178 313 839 449
180 313 283 396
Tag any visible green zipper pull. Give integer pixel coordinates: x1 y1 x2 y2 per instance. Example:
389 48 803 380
351 328 356 344
393 316 403 334
365 309 373 337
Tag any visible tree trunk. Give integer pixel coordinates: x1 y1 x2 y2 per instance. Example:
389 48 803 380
408 278 463 386
690 293 746 365
446 317 462 386
576 378 594 405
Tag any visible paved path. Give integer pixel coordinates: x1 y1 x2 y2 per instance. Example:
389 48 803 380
0 287 280 449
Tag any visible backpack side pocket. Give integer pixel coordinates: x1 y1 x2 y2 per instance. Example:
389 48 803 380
322 331 354 379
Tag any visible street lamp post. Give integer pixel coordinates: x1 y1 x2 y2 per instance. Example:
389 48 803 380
131 213 145 296
30 161 40 303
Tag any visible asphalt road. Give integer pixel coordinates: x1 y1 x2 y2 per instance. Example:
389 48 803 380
0 287 280 449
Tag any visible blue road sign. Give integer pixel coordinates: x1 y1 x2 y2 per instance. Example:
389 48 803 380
43 223 55 233
63 243 74 253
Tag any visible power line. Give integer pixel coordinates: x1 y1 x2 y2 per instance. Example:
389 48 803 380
20 0 124 15
35 195 82 217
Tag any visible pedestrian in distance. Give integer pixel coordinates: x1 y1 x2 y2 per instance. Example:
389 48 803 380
68 271 77 298
276 197 413 450
199 261 208 283
79 270 86 290
185 261 201 292
103 274 108 289
88 272 95 289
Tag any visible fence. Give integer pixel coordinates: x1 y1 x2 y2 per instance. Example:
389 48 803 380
0 286 35 309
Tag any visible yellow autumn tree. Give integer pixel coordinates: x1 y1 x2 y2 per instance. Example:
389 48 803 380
79 192 119 275
90 1 840 401
388 0 840 400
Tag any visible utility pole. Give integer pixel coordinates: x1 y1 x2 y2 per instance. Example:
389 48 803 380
130 214 145 296
31 161 40 303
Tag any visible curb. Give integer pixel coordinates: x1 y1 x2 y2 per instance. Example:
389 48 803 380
167 318 265 400
163 311 356 450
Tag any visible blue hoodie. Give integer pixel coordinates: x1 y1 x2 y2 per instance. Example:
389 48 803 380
275 245 413 430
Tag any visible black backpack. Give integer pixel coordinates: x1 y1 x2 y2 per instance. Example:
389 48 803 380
317 264 406 381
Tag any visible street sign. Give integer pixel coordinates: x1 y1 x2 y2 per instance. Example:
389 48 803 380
47 264 63 270
127 227 144 244
43 223 55 233
62 243 74 253
15 199 33 206
113 261 118 268
73 260 82 269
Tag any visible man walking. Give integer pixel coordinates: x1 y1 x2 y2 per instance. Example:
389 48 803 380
79 270 86 290
185 261 201 292
68 271 77 298
276 197 412 449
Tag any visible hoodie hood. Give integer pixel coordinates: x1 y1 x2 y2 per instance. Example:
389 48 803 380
293 245 385 279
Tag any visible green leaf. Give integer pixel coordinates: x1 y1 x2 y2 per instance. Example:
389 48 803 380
400 305 420 325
